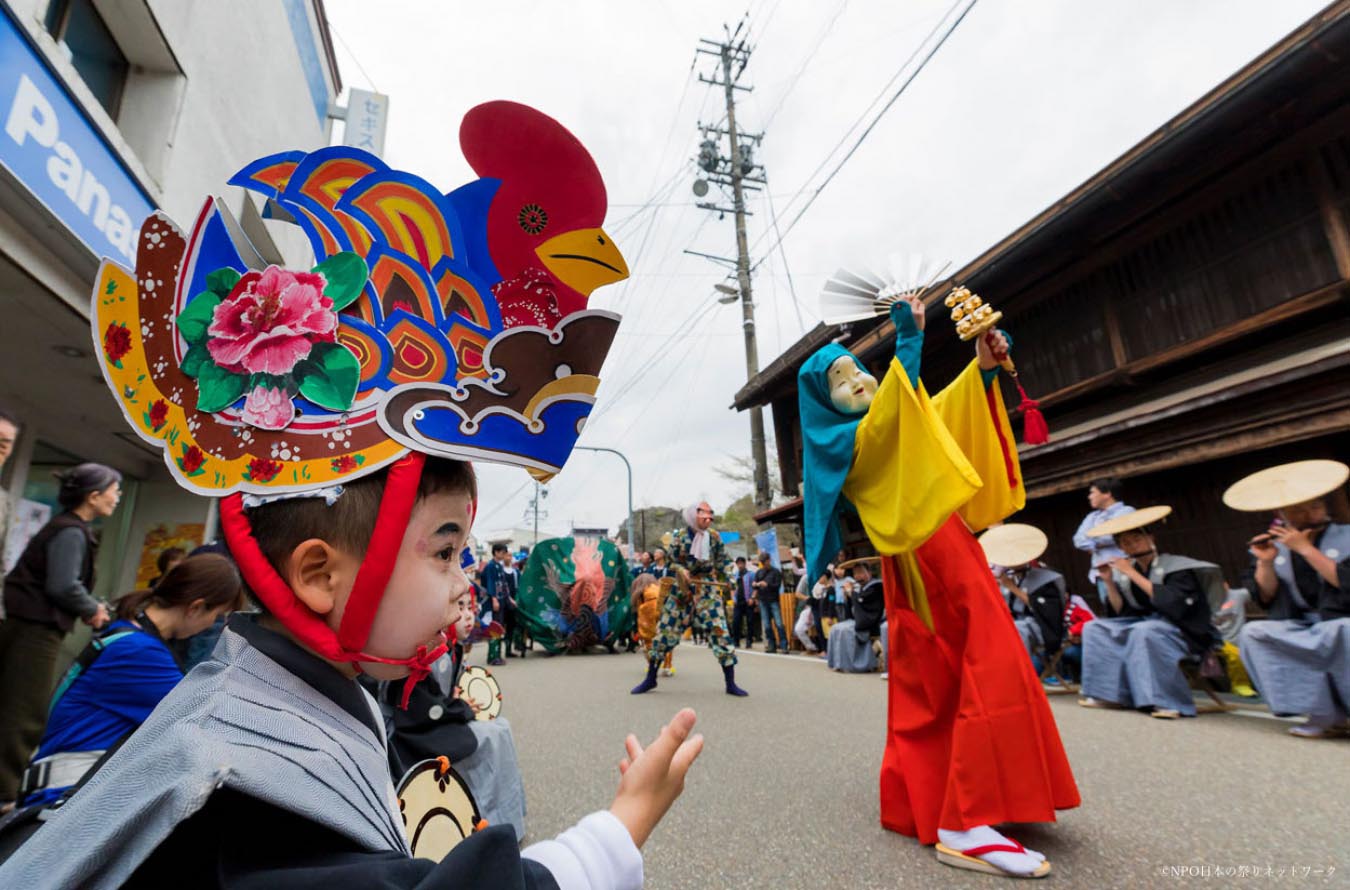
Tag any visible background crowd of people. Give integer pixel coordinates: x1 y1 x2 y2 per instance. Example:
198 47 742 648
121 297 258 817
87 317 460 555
621 466 1347 745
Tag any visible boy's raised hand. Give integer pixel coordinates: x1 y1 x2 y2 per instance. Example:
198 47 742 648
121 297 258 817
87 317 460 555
609 708 703 848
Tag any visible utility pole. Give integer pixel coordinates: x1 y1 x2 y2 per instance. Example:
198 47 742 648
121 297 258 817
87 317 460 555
525 484 549 547
695 20 772 511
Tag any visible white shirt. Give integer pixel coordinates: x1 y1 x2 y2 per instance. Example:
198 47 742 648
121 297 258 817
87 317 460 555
1073 502 1135 582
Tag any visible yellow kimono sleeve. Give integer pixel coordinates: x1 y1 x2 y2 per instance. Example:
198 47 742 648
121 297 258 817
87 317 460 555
842 357 983 555
930 359 1027 532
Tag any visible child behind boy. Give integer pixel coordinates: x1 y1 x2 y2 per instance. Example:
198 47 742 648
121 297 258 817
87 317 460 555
366 583 529 840
0 457 703 889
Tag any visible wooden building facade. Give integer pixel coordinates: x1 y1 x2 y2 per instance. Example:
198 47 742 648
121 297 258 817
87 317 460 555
734 4 1350 593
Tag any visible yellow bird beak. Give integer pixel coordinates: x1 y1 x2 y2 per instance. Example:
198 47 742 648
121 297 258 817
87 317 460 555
536 227 629 297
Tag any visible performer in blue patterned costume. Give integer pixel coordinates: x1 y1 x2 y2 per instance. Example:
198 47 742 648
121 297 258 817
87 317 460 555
631 502 748 696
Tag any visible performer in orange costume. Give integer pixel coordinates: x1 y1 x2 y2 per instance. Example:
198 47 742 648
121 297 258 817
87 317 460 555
799 294 1078 878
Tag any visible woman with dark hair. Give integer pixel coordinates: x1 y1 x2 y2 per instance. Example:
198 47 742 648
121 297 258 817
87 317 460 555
18 554 245 807
0 463 122 811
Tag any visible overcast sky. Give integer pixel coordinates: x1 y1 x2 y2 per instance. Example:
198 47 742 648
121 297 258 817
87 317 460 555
323 0 1326 540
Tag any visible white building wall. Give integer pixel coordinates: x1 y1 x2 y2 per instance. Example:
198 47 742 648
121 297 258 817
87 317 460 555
0 0 346 596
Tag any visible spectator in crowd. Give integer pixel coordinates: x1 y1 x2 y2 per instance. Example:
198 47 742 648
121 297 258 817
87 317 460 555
177 540 234 672
828 558 885 672
1078 506 1222 719
752 550 786 653
0 463 122 811
148 548 186 590
832 563 855 623
1224 460 1350 738
730 556 755 649
1073 478 1135 607
792 575 818 654
630 550 653 579
1060 593 1097 683
17 554 245 808
979 524 1067 673
0 408 19 598
480 543 519 665
811 571 835 656
650 547 673 580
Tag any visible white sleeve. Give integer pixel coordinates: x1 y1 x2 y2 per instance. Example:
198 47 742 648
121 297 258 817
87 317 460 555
521 810 643 890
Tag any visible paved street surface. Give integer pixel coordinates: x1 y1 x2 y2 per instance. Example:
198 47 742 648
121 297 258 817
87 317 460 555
494 642 1346 889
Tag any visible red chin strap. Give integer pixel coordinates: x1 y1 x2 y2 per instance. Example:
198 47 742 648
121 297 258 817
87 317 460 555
219 452 448 708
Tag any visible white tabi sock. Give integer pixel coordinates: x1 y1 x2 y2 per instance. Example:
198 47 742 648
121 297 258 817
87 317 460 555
937 825 1045 876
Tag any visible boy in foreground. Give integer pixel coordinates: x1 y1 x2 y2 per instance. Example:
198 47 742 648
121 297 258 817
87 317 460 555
0 457 703 889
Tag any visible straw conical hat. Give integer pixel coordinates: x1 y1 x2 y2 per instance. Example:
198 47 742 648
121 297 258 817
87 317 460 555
1087 505 1172 538
1221 460 1349 512
978 524 1048 567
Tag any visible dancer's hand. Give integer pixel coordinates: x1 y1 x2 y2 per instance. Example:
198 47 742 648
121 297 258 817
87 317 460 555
977 329 1009 371
610 708 704 848
898 293 925 331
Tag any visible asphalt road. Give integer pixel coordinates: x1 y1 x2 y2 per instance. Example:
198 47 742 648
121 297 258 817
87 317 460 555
492 642 1347 889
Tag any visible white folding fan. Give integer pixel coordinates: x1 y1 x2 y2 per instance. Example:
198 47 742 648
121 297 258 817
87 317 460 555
818 254 952 325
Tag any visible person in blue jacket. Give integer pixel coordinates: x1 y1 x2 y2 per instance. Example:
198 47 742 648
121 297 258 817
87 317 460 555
18 553 245 806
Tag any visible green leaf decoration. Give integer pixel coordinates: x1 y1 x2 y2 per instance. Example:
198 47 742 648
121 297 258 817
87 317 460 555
247 372 288 393
297 342 360 410
196 361 247 413
181 343 211 378
206 267 242 297
312 252 368 312
176 293 221 345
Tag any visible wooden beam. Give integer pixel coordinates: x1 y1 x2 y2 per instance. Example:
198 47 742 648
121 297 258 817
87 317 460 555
1026 408 1350 499
1101 295 1129 368
1022 282 1347 413
985 102 1350 319
1308 150 1350 279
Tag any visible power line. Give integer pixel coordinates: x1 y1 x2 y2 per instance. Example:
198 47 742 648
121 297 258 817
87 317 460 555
329 24 381 93
750 0 979 271
758 0 849 131
474 478 535 529
764 186 806 331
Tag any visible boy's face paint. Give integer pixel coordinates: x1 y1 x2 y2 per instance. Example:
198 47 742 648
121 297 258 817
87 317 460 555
355 489 474 679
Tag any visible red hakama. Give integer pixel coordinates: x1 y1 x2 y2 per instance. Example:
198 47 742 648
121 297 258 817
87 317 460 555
879 515 1080 844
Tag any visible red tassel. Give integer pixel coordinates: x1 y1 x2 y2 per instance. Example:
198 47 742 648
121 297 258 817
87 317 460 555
1013 379 1050 445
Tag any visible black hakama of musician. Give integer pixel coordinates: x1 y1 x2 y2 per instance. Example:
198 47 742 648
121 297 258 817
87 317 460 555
1004 567 1067 661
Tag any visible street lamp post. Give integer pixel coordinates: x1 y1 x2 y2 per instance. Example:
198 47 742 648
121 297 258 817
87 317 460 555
573 446 634 550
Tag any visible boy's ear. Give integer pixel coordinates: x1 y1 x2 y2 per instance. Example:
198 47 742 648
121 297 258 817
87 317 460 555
287 539 349 616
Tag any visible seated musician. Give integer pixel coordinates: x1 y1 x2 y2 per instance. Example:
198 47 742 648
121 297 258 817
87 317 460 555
827 559 885 673
1078 506 1222 719
1224 460 1350 739
978 524 1066 669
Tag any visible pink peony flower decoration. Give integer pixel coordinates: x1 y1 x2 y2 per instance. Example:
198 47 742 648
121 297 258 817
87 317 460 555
206 266 337 376
241 384 294 431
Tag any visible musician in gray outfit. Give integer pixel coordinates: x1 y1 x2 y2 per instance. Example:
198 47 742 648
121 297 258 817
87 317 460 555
1078 506 1221 719
1224 461 1350 739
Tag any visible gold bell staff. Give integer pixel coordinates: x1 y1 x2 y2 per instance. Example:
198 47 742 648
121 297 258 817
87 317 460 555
943 285 1049 445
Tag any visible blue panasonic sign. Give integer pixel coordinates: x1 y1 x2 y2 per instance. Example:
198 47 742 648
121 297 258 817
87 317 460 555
0 8 154 264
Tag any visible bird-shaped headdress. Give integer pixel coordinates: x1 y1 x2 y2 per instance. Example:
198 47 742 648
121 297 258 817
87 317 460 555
93 101 629 496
